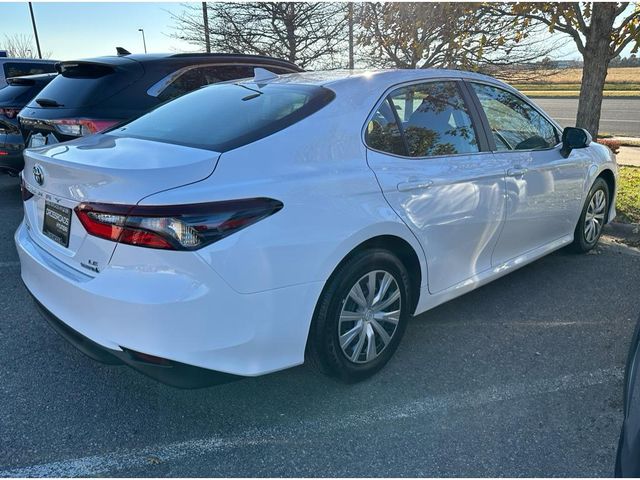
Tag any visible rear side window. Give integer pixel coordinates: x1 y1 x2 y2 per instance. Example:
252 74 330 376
471 83 559 151
3 62 55 78
366 81 480 158
28 61 144 108
111 83 335 151
365 99 406 156
155 65 293 102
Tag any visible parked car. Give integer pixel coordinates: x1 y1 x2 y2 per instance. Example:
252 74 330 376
17 52 302 150
0 73 56 174
616 314 640 477
16 69 618 388
0 58 57 88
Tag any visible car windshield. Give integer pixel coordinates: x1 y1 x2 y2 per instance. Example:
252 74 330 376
109 82 335 151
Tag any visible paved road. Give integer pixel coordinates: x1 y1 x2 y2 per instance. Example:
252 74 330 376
1 174 639 477
533 98 640 137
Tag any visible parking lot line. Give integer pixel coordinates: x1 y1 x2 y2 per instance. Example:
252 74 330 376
0 366 623 478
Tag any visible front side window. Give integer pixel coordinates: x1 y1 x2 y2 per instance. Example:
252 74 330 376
366 81 480 158
471 83 559 151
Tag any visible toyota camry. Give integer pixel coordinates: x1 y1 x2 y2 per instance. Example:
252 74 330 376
16 69 618 387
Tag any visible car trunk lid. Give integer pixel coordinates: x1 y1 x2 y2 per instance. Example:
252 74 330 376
21 134 220 275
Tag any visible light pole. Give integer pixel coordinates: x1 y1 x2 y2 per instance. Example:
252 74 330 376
202 2 211 53
348 3 354 69
138 28 147 54
28 2 42 59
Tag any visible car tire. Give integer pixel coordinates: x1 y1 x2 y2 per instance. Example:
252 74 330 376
570 177 610 253
306 248 411 383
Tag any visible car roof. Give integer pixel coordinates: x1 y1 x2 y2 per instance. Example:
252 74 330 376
242 68 513 92
0 58 57 63
61 53 302 70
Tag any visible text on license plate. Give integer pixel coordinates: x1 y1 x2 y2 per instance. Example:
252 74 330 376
42 201 72 247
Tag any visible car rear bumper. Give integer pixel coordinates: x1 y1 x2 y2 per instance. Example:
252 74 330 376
15 221 323 384
30 293 241 388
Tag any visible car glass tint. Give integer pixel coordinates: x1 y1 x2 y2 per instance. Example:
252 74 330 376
30 63 141 108
0 84 34 104
3 62 55 78
471 83 558 151
157 68 207 102
157 65 280 102
389 81 479 157
111 82 335 152
365 99 407 156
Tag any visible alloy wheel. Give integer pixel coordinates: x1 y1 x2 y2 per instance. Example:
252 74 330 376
338 270 402 364
584 189 607 244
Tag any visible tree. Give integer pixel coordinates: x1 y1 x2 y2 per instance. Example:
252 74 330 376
169 2 349 69
486 2 640 139
0 34 40 58
356 3 560 81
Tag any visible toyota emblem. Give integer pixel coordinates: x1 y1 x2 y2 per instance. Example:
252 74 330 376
33 164 44 186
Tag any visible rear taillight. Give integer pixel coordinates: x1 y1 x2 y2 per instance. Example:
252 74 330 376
20 175 34 201
0 108 20 119
75 198 283 250
49 118 120 137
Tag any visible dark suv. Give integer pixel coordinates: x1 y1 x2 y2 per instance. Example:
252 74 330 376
18 52 302 151
0 73 56 174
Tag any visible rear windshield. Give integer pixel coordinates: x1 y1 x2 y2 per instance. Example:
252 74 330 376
3 62 55 78
109 83 335 151
0 84 38 105
28 62 142 108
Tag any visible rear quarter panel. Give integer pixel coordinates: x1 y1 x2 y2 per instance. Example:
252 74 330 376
139 95 427 295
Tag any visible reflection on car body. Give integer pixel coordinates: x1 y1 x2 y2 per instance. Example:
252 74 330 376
16 69 618 387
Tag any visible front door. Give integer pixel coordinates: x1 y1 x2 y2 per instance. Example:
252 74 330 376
366 80 508 294
467 82 587 265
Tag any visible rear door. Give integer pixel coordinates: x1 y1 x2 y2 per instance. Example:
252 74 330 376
467 82 587 264
366 79 509 294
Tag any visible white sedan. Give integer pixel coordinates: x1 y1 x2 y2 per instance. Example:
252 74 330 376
16 69 617 387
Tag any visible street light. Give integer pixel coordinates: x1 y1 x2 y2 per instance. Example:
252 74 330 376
28 2 42 59
138 28 147 54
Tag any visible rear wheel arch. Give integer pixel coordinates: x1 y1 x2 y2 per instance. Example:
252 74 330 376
320 235 423 316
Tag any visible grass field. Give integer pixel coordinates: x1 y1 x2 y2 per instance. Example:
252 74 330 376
617 166 640 224
514 67 640 98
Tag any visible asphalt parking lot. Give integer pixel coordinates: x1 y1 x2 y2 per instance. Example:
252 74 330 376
1 173 639 477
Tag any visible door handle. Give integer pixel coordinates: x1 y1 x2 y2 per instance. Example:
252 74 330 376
397 179 434 192
507 167 528 177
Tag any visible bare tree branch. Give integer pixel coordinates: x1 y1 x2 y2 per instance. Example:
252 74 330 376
168 2 349 69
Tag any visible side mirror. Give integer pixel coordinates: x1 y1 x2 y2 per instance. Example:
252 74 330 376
560 127 592 158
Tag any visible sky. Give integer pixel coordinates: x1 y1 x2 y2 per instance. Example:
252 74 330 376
0 2 194 59
0 2 635 63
